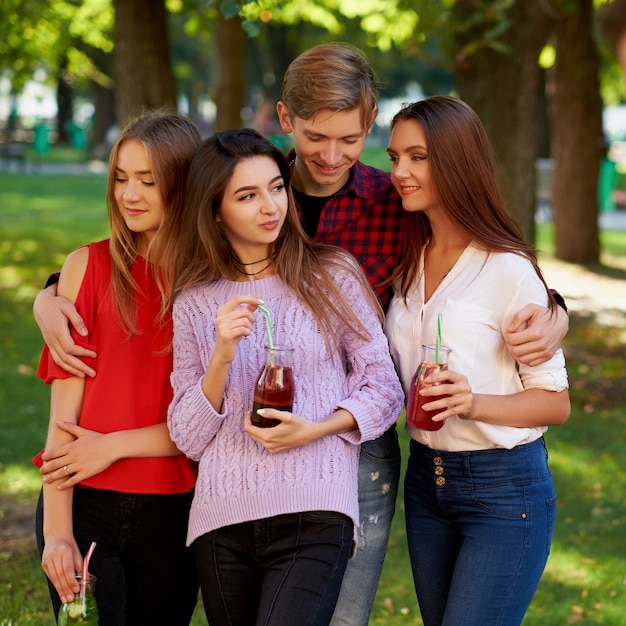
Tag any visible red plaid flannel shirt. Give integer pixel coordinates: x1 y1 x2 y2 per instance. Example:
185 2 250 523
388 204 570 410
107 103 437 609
289 151 407 311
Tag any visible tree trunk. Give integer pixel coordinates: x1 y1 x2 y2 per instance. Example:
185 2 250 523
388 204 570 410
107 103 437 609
213 15 245 131
451 0 552 244
598 0 626 65
56 56 73 145
262 24 291 107
88 81 116 160
112 0 177 126
548 0 602 263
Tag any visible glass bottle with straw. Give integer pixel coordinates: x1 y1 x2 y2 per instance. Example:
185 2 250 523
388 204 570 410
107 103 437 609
251 303 295 428
57 542 98 625
405 313 451 431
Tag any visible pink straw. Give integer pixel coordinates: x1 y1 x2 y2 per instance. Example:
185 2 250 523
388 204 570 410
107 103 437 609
81 541 97 600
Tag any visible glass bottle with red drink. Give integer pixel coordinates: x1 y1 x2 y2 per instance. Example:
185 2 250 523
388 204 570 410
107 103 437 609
252 346 295 428
405 344 451 431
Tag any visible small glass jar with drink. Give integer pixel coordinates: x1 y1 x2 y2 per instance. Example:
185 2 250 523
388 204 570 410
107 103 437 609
252 345 295 428
405 344 451 431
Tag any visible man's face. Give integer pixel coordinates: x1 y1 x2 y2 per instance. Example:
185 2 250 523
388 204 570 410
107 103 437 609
277 102 376 197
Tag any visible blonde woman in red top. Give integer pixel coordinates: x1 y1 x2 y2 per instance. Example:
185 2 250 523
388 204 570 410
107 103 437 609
34 112 201 624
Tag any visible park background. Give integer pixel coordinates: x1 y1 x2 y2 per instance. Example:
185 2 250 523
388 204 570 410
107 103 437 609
1 0 626 624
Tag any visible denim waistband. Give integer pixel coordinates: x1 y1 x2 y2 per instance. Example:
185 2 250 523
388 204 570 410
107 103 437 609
408 437 550 488
409 436 547 461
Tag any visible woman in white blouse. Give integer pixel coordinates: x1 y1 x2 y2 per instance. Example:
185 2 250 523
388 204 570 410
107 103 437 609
384 96 570 626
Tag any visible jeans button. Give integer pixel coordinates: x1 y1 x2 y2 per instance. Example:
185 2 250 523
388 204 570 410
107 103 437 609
435 466 444 476
435 476 446 486
434 456 443 466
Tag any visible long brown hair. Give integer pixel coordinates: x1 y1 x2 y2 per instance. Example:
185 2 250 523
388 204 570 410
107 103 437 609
168 128 382 353
106 111 201 332
391 96 555 309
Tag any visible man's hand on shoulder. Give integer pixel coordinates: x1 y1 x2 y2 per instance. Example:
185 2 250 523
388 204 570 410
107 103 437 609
505 303 568 367
33 283 97 378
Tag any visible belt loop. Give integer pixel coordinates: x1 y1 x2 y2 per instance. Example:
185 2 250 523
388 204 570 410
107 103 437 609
460 450 470 476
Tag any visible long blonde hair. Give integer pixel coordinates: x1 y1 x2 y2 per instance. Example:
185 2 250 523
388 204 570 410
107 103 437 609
106 111 201 333
168 128 382 353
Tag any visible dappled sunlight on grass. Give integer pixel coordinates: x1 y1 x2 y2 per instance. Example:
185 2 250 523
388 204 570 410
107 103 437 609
545 547 625 591
0 465 42 499
540 553 619 626
528 302 626 625
543 551 596 587
534 553 625 624
0 174 109 276
550 442 624 486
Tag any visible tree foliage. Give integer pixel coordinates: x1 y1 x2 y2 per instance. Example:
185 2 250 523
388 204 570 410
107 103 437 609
0 0 114 93
241 0 421 50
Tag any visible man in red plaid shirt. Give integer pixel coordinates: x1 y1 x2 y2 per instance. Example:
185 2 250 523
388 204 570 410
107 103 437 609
276 42 569 626
277 46 403 312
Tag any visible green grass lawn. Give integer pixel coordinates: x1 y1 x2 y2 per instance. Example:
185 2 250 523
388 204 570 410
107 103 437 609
1 171 625 625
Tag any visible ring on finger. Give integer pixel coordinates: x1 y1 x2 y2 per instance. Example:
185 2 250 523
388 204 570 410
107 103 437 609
63 465 71 474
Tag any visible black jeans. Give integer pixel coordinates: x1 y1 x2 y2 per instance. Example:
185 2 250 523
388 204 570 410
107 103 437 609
194 511 354 626
36 487 198 625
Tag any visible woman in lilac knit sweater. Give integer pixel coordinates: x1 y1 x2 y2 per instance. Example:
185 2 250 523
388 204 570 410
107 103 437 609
166 129 403 626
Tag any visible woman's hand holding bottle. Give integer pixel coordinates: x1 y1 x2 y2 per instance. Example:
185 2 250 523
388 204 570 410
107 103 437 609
419 369 473 422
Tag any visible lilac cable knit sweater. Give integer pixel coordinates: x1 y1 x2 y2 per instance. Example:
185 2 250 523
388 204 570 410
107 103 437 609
167 268 404 547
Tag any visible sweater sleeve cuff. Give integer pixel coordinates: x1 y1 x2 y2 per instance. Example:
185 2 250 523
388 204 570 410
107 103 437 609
335 400 384 445
168 380 228 461
190 378 228 419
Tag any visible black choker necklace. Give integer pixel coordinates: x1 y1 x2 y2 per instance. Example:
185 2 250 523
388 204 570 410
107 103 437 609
232 255 271 266
232 261 273 280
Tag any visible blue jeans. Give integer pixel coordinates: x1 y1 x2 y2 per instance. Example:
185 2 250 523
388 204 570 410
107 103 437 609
36 487 198 625
405 438 556 626
194 511 353 626
330 424 402 626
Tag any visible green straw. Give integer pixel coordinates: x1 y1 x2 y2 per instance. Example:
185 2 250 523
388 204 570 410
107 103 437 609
257 303 274 351
435 312 442 364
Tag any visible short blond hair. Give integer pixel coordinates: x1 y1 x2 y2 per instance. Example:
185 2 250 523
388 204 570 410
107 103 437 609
281 42 379 130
